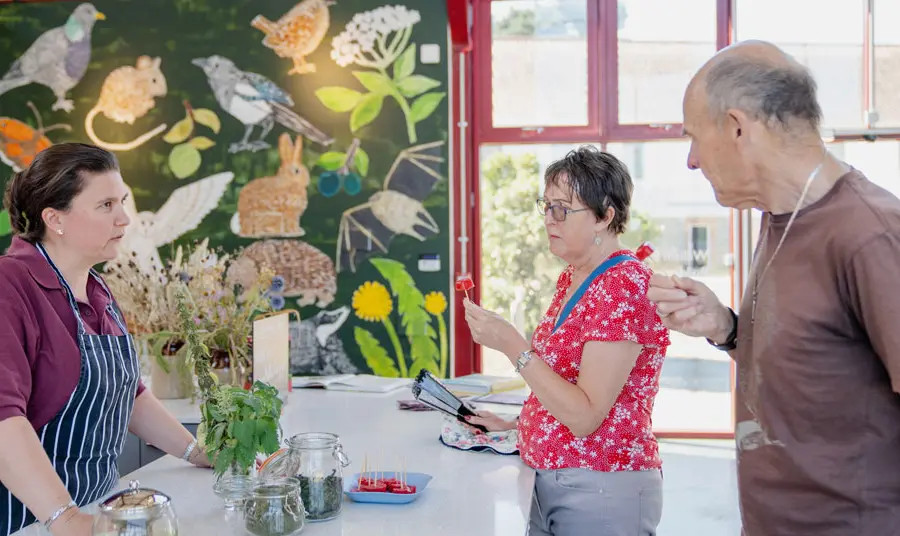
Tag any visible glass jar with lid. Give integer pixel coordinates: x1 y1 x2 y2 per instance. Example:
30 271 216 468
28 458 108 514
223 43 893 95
258 432 350 522
92 480 178 536
243 476 306 536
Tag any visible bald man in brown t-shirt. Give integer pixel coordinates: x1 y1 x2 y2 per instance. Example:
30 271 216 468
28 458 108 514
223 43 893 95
649 40 900 535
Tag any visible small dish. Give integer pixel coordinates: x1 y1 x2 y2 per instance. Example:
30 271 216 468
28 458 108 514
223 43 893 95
343 472 432 504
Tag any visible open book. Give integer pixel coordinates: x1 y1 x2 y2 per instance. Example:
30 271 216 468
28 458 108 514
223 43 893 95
291 374 412 394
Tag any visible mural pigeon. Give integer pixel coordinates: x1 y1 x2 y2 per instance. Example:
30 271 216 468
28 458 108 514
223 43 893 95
0 3 105 112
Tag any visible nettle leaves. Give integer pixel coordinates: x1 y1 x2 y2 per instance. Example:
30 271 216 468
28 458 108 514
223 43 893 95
315 43 445 144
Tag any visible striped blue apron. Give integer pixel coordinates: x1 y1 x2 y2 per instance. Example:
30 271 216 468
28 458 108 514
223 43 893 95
0 242 140 535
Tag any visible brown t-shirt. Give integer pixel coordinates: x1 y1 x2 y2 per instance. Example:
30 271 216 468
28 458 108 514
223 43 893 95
735 169 900 535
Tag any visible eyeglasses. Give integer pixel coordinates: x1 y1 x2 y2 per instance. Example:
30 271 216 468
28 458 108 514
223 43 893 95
536 199 590 222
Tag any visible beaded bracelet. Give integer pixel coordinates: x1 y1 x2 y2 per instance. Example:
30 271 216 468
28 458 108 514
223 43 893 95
182 439 198 462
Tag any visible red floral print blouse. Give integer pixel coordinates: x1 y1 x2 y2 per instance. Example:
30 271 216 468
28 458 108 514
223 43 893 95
517 250 671 471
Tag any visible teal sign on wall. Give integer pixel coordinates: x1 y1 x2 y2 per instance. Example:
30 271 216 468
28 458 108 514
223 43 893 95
0 0 452 378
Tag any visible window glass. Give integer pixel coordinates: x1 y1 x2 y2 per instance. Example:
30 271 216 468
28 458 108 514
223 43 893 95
491 0 590 128
873 0 900 126
735 0 865 130
616 0 718 125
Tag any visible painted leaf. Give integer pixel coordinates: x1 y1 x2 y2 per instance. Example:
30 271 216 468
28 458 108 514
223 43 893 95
393 43 416 81
163 117 193 144
397 75 441 98
316 86 364 112
193 108 221 134
410 92 446 123
0 210 10 236
316 151 346 171
353 71 394 95
168 143 202 179
369 258 438 354
408 335 440 378
189 136 216 150
354 327 400 377
354 147 370 177
350 93 384 133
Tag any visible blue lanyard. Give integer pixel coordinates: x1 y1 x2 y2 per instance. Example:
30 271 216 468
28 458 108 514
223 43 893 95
552 255 635 333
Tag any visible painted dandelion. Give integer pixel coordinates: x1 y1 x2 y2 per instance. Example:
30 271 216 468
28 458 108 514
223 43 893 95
352 280 407 377
424 291 449 378
351 259 442 378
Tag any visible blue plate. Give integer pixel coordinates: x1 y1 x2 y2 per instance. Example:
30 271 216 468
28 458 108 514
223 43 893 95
343 472 432 504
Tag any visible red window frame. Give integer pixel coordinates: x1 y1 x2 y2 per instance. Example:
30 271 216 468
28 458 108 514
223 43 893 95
456 0 900 438
456 0 733 378
472 0 603 144
472 0 732 145
455 0 737 438
604 0 733 140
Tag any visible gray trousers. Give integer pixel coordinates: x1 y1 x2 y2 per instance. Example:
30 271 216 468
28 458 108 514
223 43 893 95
527 468 663 536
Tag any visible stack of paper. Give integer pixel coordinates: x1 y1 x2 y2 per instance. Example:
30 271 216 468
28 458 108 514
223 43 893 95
467 392 528 406
291 374 412 394
440 374 526 396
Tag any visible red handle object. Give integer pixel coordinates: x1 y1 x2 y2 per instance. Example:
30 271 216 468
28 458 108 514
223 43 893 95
455 274 474 300
455 275 474 291
635 241 655 262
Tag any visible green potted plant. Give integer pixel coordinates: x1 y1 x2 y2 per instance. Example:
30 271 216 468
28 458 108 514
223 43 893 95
175 286 283 480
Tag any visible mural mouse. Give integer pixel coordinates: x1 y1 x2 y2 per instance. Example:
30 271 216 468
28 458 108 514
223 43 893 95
289 306 359 376
84 55 168 151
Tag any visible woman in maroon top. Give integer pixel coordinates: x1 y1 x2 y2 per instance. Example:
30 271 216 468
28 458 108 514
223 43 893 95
0 143 211 536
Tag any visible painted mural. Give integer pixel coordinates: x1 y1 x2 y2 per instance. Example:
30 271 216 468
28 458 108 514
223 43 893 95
0 0 451 378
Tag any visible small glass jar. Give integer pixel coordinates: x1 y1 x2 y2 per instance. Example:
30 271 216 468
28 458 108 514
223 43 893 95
243 477 306 536
213 474 256 508
258 433 350 522
92 480 178 536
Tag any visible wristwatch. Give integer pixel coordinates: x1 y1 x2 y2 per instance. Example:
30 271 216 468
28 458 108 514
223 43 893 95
707 307 738 351
515 350 536 373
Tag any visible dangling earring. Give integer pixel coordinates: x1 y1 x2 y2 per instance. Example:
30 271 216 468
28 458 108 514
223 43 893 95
56 229 64 236
593 235 602 246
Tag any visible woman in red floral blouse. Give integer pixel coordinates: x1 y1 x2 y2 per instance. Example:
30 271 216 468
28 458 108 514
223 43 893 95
463 146 670 535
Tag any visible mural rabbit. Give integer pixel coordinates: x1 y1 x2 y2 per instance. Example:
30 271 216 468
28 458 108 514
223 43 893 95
231 132 309 237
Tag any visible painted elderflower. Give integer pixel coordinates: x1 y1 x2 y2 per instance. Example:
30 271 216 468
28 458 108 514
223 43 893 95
317 4 444 144
330 5 421 68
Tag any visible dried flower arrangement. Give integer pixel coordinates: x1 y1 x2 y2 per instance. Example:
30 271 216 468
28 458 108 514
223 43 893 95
106 239 278 397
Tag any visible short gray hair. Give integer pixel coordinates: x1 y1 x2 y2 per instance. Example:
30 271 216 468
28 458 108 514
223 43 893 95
703 56 822 133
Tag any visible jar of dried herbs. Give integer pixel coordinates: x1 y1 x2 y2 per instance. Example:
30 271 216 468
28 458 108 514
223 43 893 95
244 477 306 536
258 432 350 522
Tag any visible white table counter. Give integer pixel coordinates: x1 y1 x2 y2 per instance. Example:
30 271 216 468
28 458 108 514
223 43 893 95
14 389 533 536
